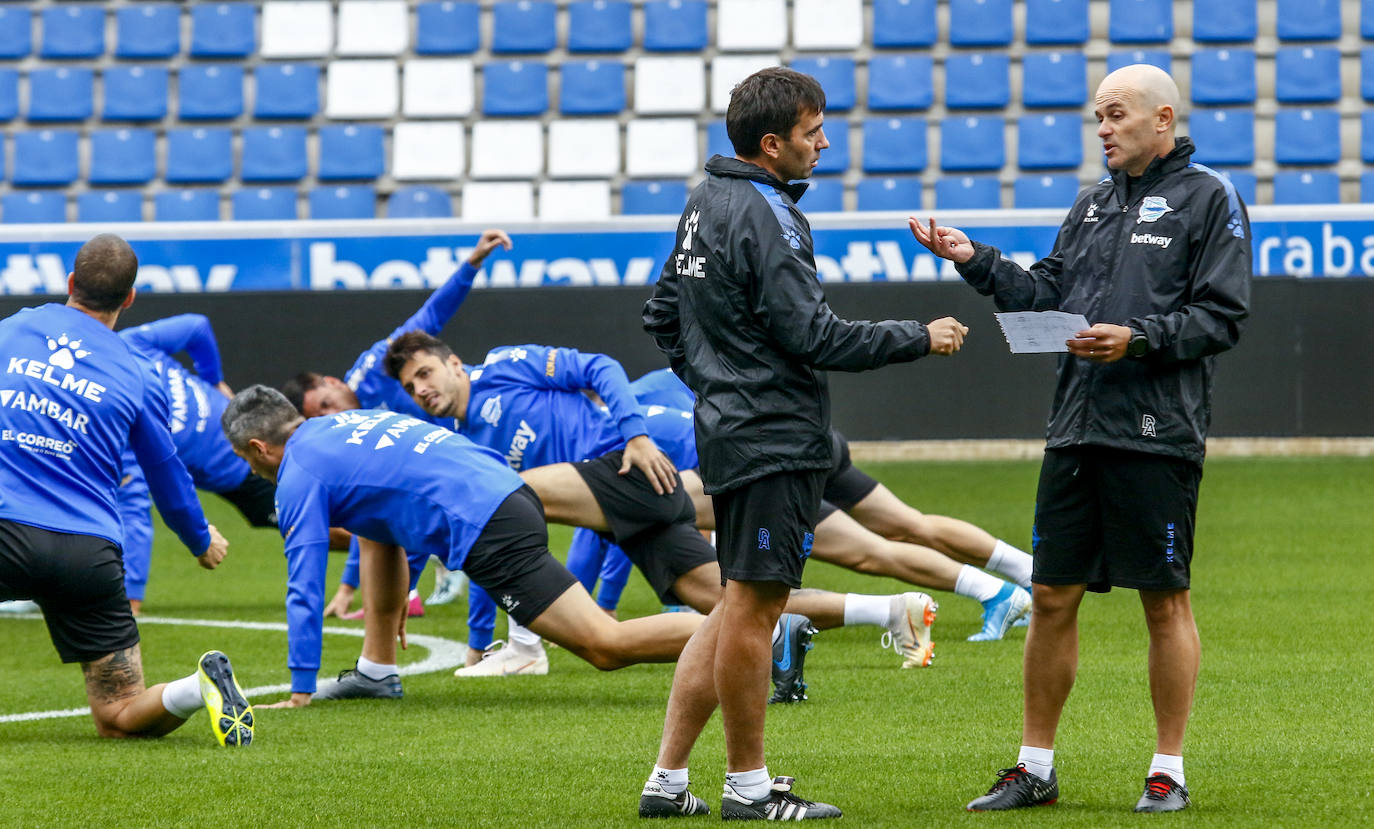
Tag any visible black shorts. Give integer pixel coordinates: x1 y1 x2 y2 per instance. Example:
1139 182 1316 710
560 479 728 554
0 519 140 663
714 469 825 588
460 486 579 628
1032 446 1202 593
215 472 278 528
823 430 880 510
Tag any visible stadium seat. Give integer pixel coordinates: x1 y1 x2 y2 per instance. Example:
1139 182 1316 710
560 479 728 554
1018 113 1082 169
326 60 399 119
260 1 334 58
28 69 93 122
1363 49 1374 102
707 121 734 158
1362 172 1374 204
540 181 612 221
165 128 234 183
254 64 320 119
1274 47 1341 104
1014 174 1081 208
814 122 850 175
862 117 927 173
626 119 698 177
241 126 309 182
336 0 409 56
1276 0 1341 40
78 191 143 224
1365 0 1374 38
1271 171 1340 204
867 55 934 111
569 1 633 53
462 182 535 221
643 0 709 52
548 119 621 178
790 57 856 112
802 177 845 212
621 180 689 215
155 190 222 222
1274 108 1341 165
471 121 544 179
233 188 299 221
1022 52 1088 108
180 65 245 120
793 0 863 51
0 70 17 121
1190 49 1257 105
1109 0 1173 43
561 60 626 114
0 7 32 59
415 1 481 54
856 176 922 211
941 116 1005 171
191 4 256 57
1025 0 1090 45
403 59 475 117
388 185 453 218
1106 50 1172 75
1188 109 1255 166
116 4 180 58
392 122 465 180
872 0 937 48
1193 0 1258 42
936 176 1002 209
635 57 705 114
3 192 66 224
717 0 786 52
319 125 386 180
948 0 1013 46
483 61 549 116
1213 169 1257 206
103 67 170 121
13 131 78 187
89 129 157 185
711 55 778 113
492 1 557 53
41 6 105 58
945 54 1011 109
309 185 377 219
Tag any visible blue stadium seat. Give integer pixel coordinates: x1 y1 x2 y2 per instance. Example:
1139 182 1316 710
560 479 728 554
416 1 481 54
941 116 1004 171
1109 0 1173 43
1014 174 1081 208
179 65 245 120
1271 171 1340 204
191 3 256 57
814 123 850 175
1363 48 1374 102
13 131 78 186
0 70 16 121
1193 0 1258 42
103 67 169 121
166 128 234 183
3 192 66 224
78 191 143 223
1362 172 1374 203
116 4 180 58
0 7 32 58
1274 108 1341 165
862 117 927 173
1025 0 1089 45
1363 111 1374 163
28 68 93 122
1018 113 1082 169
41 6 105 58
569 1 632 53
241 127 308 182
947 0 1013 46
388 186 454 218
643 1 709 52
801 178 844 212
254 64 320 119
1022 52 1087 108
319 125 386 181
936 176 1002 209
856 176 922 211
945 54 1010 109
872 0 937 48
233 188 299 221
790 57 856 112
707 121 733 159
621 181 688 215
1365 0 1374 38
310 186 377 220
1276 0 1341 40
560 60 626 114
492 1 556 53
155 190 221 222
1191 49 1256 104
1274 47 1341 103
1212 169 1257 206
89 129 157 185
1188 109 1255 166
483 61 548 116
1106 50 1172 75
867 55 934 111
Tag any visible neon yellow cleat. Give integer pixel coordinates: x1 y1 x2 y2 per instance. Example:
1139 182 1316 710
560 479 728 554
198 650 254 747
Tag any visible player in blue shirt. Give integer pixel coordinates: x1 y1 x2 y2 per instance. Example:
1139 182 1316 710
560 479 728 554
0 234 251 746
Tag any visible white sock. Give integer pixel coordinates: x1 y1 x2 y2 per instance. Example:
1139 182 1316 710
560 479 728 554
725 767 771 801
161 673 202 719
650 765 690 795
1017 745 1055 781
357 655 397 680
954 565 1004 603
509 623 542 651
1148 753 1184 787
988 540 1033 588
843 593 893 627
771 620 781 643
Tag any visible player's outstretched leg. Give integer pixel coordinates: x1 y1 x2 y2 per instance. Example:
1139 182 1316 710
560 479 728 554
198 650 254 747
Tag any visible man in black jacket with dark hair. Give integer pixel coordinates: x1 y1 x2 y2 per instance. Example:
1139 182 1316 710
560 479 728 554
640 66 968 820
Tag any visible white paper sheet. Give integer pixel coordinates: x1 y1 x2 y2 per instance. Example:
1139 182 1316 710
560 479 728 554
994 311 1091 354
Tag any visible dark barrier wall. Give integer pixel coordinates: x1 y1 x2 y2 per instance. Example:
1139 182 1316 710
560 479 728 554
3 278 1369 439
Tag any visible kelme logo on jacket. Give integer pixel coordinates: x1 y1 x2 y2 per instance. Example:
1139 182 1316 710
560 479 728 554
1137 196 1173 224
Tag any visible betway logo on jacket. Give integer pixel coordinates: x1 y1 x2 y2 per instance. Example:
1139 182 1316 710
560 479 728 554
1130 233 1174 249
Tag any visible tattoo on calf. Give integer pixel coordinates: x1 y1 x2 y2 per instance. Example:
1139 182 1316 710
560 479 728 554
82 646 145 705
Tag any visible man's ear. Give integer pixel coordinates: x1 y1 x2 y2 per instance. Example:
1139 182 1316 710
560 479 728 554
1155 104 1175 134
66 273 76 298
120 286 137 310
446 353 464 373
758 132 782 159
246 437 269 459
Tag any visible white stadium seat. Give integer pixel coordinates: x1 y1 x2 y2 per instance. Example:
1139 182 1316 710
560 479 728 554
471 121 544 179
326 60 399 118
462 182 535 221
539 180 612 220
392 121 465 179
712 54 780 113
633 56 706 115
547 119 621 178
793 0 863 50
336 0 409 56
717 0 786 52
626 118 698 177
260 1 334 58
403 59 475 117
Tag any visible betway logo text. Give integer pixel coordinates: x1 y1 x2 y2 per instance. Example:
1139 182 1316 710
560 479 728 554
309 243 658 289
0 255 236 295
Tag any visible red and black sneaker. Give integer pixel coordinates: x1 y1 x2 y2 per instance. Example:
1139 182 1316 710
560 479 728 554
1134 773 1191 813
966 764 1058 811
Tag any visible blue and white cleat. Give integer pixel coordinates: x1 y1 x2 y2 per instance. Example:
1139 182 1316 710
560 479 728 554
769 614 817 703
426 569 468 606
968 584 1031 642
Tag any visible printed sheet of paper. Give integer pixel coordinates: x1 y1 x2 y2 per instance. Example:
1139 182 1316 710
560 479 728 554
994 311 1091 354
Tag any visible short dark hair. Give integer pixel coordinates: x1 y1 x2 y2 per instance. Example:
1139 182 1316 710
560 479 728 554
71 234 139 312
384 331 454 380
280 372 325 415
725 67 826 159
222 385 303 451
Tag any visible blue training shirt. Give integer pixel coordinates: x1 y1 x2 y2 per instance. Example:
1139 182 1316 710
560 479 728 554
631 368 696 414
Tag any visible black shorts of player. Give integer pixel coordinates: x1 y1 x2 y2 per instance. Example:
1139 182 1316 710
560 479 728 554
574 450 716 605
714 469 826 588
460 486 579 629
1032 446 1203 593
215 472 278 528
0 519 140 663
822 430 880 510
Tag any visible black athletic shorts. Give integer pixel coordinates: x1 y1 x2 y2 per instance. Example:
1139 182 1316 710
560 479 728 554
460 486 579 628
1032 446 1202 592
714 469 825 588
823 430 880 510
215 472 278 528
0 519 140 663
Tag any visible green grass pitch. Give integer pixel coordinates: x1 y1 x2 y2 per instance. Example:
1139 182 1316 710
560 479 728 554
0 457 1370 827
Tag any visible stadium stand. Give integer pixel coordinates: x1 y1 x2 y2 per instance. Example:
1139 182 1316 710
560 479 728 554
89 130 157 186
310 184 378 219
180 65 246 120
4 191 67 224
621 180 689 215
388 185 454 218
233 187 300 220
1025 0 1090 45
936 175 1003 209
1014 174 1082 208
78 190 144 224
154 189 221 222
856 176 922 211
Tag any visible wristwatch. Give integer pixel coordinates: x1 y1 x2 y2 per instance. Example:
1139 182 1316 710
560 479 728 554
1126 329 1149 358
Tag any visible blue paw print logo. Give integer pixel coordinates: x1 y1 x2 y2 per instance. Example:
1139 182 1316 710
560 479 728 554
780 227 801 250
46 333 89 370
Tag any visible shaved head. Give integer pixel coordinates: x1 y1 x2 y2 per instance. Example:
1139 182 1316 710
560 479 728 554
1096 64 1182 120
1093 64 1181 176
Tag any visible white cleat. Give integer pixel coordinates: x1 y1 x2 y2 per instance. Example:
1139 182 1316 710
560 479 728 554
427 569 468 606
453 640 550 677
0 600 39 614
881 591 938 668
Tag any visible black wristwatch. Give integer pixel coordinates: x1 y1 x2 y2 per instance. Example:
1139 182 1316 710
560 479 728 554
1126 330 1149 358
